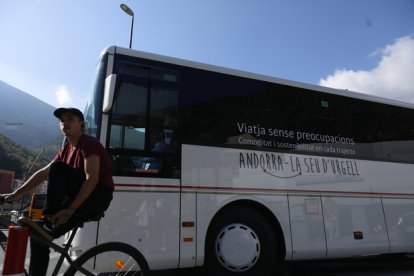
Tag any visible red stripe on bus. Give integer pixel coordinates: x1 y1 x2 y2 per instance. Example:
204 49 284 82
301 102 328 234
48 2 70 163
114 183 414 197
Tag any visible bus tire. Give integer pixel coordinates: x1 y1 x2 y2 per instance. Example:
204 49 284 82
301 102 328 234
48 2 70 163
205 205 279 276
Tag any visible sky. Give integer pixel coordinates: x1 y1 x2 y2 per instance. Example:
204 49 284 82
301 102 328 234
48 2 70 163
0 0 413 110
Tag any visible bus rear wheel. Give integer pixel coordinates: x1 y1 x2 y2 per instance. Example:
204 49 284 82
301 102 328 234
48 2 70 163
205 205 280 276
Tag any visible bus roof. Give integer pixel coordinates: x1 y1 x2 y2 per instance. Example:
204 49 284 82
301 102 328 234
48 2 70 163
101 45 414 110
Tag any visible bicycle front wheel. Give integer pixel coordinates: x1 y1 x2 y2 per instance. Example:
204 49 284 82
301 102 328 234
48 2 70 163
64 242 149 276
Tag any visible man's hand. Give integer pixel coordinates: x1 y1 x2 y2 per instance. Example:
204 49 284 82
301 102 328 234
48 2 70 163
47 208 76 228
0 194 12 205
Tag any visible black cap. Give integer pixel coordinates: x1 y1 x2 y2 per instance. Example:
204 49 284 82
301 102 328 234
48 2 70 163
53 107 84 121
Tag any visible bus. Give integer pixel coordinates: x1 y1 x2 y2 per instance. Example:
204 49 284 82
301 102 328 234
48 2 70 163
72 45 414 275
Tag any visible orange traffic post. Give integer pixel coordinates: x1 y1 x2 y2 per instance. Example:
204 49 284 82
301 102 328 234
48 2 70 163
3 226 29 275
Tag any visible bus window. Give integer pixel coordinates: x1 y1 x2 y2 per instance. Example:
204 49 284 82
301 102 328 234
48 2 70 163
108 78 180 178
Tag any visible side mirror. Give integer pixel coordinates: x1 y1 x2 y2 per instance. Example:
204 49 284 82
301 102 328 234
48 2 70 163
103 74 117 113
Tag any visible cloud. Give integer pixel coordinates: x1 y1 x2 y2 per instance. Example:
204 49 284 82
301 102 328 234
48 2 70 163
319 35 414 103
55 85 72 106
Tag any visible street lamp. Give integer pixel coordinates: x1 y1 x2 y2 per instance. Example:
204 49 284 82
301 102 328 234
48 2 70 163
120 3 134 48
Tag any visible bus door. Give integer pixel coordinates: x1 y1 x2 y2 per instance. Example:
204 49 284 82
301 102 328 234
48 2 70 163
99 63 194 267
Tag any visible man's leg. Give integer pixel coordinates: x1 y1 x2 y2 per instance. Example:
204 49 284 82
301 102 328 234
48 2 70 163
29 238 50 276
76 185 114 216
51 186 113 237
44 161 84 215
28 161 84 275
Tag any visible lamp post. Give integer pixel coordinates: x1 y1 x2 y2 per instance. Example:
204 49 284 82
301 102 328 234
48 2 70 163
120 3 134 48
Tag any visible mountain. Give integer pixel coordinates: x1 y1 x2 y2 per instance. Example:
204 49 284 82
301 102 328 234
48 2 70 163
0 133 50 178
0 80 61 148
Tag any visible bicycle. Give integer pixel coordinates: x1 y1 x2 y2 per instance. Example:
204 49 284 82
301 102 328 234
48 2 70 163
0 211 149 275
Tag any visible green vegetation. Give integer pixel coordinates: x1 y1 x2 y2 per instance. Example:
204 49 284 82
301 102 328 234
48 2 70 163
0 133 56 179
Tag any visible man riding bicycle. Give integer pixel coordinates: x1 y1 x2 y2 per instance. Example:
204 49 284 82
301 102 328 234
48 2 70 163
0 107 114 276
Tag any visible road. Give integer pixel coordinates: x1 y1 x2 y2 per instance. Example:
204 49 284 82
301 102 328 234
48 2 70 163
3 255 414 275
150 255 414 276
1 237 413 275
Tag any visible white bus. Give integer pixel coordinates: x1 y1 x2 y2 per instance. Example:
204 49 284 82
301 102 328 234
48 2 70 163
73 45 414 275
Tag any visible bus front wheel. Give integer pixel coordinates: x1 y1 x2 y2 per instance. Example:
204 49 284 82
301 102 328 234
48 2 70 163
205 205 280 276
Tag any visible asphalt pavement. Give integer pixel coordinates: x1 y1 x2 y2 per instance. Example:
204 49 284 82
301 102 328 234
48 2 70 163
1 238 413 275
149 255 414 276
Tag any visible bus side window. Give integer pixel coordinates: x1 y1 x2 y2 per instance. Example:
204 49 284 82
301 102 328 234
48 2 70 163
109 82 147 150
108 79 180 178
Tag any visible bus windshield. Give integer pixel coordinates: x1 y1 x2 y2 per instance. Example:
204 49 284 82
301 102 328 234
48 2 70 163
84 53 107 138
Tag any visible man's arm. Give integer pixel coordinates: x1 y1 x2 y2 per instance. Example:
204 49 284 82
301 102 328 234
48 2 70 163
3 162 52 202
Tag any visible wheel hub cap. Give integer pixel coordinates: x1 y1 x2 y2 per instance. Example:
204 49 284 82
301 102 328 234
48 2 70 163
215 223 260 272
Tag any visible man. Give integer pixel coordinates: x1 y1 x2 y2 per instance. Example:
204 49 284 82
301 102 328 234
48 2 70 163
150 128 171 152
0 107 114 276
